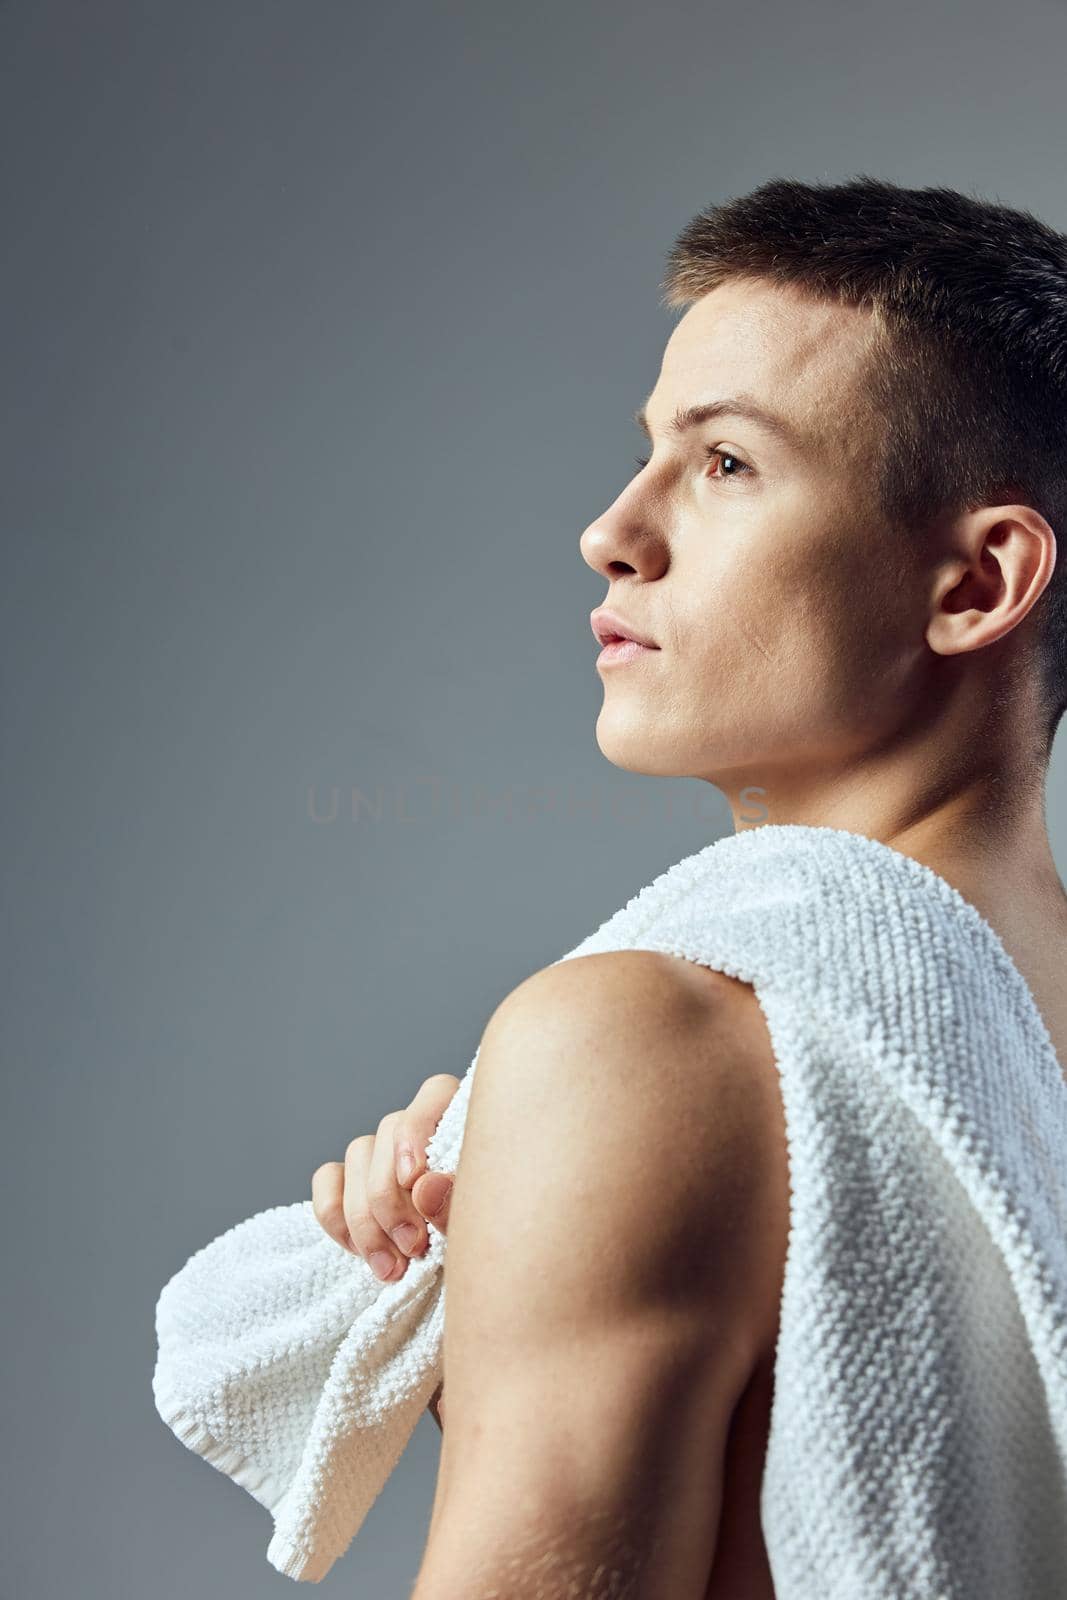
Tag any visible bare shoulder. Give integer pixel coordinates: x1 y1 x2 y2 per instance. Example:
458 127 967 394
494 948 781 1088
495 947 770 1031
484 949 791 1369
423 951 790 1595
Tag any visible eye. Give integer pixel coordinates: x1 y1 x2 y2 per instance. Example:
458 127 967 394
704 445 752 479
630 447 753 480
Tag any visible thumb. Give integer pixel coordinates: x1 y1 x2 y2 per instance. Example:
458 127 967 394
413 1171 453 1230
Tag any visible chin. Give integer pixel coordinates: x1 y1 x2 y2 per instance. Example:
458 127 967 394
594 716 688 778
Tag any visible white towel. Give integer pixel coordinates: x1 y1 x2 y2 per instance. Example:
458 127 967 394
153 823 1067 1594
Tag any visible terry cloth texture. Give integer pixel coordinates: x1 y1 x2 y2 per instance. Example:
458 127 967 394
152 822 1067 1594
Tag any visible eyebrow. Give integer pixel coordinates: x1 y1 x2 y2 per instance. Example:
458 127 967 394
632 394 803 451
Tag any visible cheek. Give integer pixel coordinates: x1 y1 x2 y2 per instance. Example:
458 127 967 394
676 536 886 716
770 548 911 729
667 500 898 687
674 550 801 680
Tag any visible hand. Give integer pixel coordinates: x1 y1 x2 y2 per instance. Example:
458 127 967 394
311 1071 459 1276
311 1073 459 1430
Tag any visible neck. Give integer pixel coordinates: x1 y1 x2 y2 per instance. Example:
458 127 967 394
721 714 1066 923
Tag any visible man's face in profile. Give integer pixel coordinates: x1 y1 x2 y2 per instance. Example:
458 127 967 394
580 277 928 789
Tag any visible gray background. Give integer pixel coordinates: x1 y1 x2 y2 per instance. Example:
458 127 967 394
3 1 1066 1595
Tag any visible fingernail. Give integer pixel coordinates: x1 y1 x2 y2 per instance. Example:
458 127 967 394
391 1222 420 1255
397 1147 416 1185
420 1176 452 1218
369 1250 400 1281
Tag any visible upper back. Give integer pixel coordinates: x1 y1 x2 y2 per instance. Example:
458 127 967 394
933 871 1067 1095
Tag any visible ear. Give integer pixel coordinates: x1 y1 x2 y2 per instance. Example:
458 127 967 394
925 502 1057 660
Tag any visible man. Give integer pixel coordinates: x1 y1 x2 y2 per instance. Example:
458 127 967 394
409 174 1067 1598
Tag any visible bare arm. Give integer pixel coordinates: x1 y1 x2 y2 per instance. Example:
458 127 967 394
410 951 783 1600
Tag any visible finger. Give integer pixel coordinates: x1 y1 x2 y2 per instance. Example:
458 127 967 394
394 1074 462 1190
310 1160 360 1256
412 1170 453 1232
340 1133 409 1282
364 1109 436 1262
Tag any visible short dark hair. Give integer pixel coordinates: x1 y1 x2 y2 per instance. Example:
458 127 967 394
660 174 1067 756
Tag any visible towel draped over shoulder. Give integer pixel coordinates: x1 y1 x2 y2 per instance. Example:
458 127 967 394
153 823 1067 1595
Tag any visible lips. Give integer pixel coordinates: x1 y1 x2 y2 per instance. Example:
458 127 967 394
589 608 659 649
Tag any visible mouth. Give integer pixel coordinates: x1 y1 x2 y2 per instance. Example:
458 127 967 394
595 636 659 668
589 609 660 651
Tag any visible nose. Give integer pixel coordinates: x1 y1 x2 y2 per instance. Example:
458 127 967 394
579 496 667 581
